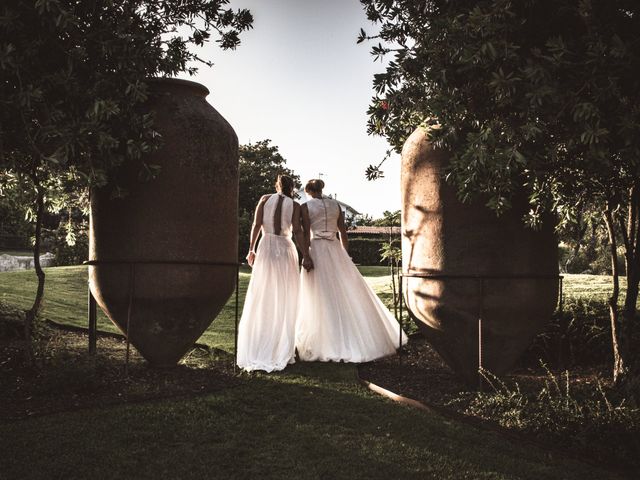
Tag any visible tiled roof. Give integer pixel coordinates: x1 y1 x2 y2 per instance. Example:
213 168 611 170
348 226 401 235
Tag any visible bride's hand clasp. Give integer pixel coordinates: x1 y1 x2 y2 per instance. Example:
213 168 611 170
302 255 314 272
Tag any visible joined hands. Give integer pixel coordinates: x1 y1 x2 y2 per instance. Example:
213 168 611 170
302 255 314 272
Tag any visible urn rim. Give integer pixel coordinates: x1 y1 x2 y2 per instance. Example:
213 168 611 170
146 77 210 97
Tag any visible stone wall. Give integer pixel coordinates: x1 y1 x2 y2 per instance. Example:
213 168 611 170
0 253 55 272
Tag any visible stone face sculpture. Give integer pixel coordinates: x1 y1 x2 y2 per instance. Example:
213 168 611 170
89 78 238 367
401 127 558 384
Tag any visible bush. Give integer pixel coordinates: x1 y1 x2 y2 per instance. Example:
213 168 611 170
348 237 386 265
559 242 625 275
42 222 88 266
52 230 88 266
520 297 612 369
448 368 640 472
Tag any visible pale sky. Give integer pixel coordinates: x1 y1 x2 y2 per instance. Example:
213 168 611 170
178 0 401 218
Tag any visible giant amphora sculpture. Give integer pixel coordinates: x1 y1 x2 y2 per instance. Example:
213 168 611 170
401 127 558 385
89 78 238 367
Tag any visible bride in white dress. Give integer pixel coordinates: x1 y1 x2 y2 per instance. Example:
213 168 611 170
237 175 312 372
296 179 407 363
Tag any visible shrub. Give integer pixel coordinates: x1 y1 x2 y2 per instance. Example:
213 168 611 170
348 237 386 265
520 297 611 369
559 243 625 275
42 221 88 266
448 368 640 471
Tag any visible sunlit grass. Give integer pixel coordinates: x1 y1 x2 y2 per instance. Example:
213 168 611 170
0 265 395 352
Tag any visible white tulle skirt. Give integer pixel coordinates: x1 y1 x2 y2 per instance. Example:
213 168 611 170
295 238 407 363
237 233 300 372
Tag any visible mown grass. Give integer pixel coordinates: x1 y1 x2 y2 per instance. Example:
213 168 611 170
562 273 625 302
0 265 399 352
0 267 625 479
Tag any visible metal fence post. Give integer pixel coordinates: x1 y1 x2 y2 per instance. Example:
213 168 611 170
234 264 240 374
399 273 404 367
124 264 135 375
88 282 97 355
478 277 484 392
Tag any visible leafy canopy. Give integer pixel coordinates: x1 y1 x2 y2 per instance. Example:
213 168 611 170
0 0 253 190
360 0 640 225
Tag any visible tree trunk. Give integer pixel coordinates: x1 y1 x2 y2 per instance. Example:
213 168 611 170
24 184 46 363
603 206 625 382
620 185 640 381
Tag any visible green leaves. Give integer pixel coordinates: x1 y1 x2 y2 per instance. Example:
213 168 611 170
0 0 254 206
34 0 59 15
357 28 367 44
88 100 121 122
359 0 640 226
0 43 15 68
125 81 149 102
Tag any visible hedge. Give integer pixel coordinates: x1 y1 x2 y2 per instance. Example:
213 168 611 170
347 237 388 266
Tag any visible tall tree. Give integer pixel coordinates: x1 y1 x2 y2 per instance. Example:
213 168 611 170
238 139 300 258
360 0 640 384
0 0 253 360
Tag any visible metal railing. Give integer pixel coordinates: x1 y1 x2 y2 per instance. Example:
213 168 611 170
84 259 241 373
398 271 564 390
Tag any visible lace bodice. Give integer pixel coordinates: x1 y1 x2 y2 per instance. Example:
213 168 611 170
262 194 294 236
306 196 341 240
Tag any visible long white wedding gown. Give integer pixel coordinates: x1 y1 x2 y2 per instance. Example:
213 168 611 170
296 196 407 363
237 194 299 372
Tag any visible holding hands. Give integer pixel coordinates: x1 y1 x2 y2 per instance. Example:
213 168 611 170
302 254 314 272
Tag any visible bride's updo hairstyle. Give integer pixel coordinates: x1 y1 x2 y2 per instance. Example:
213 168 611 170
276 174 295 198
305 179 325 195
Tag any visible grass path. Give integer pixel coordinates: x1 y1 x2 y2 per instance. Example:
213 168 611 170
0 267 623 479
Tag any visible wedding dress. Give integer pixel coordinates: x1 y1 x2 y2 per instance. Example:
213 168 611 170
295 196 407 362
237 194 299 372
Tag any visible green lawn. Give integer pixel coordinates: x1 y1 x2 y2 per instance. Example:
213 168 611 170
0 267 623 479
0 265 402 352
562 273 621 301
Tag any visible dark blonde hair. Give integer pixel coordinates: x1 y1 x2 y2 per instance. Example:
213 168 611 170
276 174 295 198
304 178 325 194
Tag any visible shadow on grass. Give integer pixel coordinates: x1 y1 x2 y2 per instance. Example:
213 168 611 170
0 363 623 480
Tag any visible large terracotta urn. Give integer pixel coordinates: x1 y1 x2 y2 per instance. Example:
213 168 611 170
89 78 238 367
401 127 558 384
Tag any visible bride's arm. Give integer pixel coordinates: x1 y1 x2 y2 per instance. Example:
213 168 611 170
300 204 314 271
247 195 268 266
337 209 349 252
292 203 309 255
